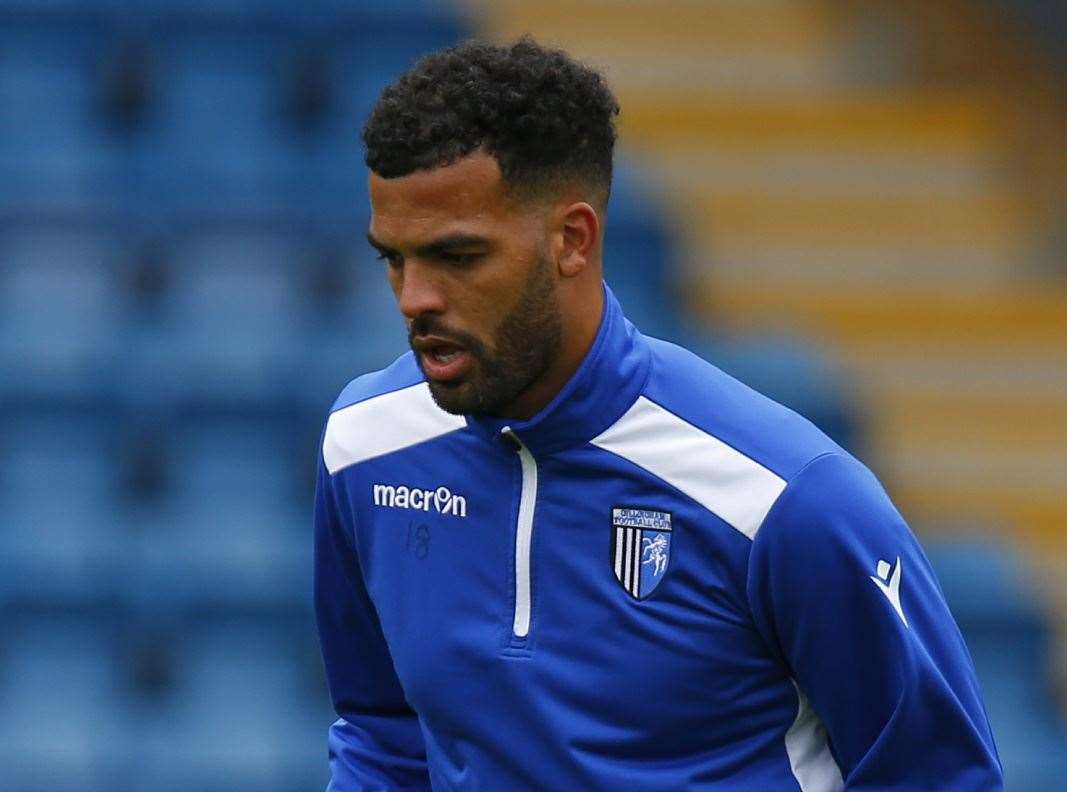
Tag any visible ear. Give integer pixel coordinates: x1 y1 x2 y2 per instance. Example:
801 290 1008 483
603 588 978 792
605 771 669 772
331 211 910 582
556 202 600 278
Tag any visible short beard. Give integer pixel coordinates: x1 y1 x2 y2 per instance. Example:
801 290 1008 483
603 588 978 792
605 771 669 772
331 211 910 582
411 253 562 417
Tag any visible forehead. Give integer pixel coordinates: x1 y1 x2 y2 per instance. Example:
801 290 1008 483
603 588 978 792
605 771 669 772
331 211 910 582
368 150 514 243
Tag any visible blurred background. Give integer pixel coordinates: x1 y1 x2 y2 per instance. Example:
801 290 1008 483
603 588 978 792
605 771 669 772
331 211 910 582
0 0 1063 789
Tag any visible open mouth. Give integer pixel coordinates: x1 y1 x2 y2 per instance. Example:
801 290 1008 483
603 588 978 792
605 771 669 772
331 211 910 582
414 339 473 383
429 346 462 364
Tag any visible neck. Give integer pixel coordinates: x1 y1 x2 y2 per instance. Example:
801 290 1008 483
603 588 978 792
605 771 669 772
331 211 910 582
494 280 605 421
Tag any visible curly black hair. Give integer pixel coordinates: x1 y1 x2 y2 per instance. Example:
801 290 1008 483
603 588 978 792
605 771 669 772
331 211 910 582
362 36 620 205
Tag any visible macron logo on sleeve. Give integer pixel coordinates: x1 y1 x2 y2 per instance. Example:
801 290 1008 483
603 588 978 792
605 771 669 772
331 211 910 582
870 557 908 628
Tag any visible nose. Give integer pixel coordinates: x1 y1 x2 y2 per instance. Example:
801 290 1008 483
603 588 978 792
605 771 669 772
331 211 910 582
393 258 446 321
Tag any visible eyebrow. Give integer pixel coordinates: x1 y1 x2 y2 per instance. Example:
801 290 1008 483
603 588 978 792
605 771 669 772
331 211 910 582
366 232 491 258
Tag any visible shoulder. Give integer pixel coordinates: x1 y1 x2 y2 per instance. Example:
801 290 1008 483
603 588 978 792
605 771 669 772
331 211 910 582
591 334 849 541
744 452 924 650
640 335 901 545
755 450 908 553
321 353 466 475
641 335 845 482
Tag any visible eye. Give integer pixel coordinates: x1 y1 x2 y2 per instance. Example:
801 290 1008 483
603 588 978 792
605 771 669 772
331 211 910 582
375 251 402 267
439 252 481 266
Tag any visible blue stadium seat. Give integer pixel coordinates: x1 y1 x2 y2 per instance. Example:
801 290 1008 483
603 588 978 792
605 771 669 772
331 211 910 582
603 225 680 341
126 498 310 615
162 225 306 332
0 9 122 181
924 538 1056 716
166 408 303 498
0 613 131 792
604 160 683 340
924 536 1067 790
122 224 308 406
133 22 299 182
318 8 466 176
120 407 311 614
0 220 128 401
996 728 1067 792
122 2 463 186
131 617 327 792
129 0 300 21
0 404 125 607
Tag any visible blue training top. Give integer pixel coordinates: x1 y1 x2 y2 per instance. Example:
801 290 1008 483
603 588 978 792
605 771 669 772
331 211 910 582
313 283 1003 791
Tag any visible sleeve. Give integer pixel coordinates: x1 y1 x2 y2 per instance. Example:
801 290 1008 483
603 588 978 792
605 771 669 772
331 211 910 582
746 452 1004 791
313 442 432 791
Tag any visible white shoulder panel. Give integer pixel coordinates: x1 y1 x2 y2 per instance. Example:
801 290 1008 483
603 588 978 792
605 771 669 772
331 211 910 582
590 396 786 540
323 382 467 474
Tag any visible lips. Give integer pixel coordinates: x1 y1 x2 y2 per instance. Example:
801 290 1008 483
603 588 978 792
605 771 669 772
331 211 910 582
412 337 473 383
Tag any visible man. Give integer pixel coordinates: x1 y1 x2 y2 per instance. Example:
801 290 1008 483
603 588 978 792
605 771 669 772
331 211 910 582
314 37 1003 790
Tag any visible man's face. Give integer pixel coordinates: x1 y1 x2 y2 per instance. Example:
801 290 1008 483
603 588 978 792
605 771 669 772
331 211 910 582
368 150 563 416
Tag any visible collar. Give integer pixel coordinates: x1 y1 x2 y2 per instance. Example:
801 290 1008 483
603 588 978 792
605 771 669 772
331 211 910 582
465 282 651 456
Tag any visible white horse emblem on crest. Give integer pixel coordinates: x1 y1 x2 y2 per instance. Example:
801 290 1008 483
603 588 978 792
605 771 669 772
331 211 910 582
642 534 669 576
611 507 673 600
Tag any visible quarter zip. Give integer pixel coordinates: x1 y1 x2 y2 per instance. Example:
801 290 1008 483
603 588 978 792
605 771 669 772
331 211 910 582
502 426 537 640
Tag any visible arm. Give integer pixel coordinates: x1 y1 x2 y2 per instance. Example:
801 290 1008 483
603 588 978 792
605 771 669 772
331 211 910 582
747 452 1003 791
314 446 432 791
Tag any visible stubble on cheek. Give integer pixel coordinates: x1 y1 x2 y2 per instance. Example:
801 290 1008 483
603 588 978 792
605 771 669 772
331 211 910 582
443 255 561 416
412 246 562 417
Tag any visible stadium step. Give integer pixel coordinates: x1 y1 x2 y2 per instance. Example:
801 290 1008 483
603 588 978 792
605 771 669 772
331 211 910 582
622 93 1005 151
471 0 839 58
681 190 1025 253
695 287 1067 348
648 143 1004 197
467 0 854 95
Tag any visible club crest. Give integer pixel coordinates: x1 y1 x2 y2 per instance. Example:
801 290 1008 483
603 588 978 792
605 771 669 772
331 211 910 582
611 507 673 599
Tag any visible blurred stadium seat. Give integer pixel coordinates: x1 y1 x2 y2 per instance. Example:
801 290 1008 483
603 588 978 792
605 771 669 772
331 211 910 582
0 4 121 181
130 616 327 792
925 536 1067 787
122 405 310 615
0 217 129 402
0 403 125 609
0 613 128 792
0 0 1063 789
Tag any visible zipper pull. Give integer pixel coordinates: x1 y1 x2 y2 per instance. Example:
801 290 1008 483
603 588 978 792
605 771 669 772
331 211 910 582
501 425 522 450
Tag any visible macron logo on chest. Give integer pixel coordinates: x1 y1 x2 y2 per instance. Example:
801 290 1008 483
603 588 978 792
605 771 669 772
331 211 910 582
373 483 468 518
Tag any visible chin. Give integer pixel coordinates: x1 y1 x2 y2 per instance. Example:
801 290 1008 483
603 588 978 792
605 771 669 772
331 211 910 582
425 379 479 416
